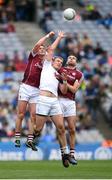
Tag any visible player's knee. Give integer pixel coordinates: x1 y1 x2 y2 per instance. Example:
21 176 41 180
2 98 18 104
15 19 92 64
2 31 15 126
31 114 36 123
34 123 42 133
18 113 24 121
69 128 75 136
57 125 65 135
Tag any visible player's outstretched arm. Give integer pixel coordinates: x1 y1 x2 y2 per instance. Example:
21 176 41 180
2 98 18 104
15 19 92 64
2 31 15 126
50 31 65 50
32 31 55 54
46 31 66 61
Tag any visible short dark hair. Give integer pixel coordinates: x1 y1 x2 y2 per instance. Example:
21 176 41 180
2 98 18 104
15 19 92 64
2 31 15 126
52 56 63 62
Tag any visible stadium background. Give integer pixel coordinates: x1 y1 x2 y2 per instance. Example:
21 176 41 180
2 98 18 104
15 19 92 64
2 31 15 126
0 0 112 178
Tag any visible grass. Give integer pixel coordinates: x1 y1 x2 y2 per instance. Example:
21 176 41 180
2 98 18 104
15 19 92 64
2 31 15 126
0 160 112 179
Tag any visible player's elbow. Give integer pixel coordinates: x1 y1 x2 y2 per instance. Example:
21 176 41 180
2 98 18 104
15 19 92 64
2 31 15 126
47 46 54 52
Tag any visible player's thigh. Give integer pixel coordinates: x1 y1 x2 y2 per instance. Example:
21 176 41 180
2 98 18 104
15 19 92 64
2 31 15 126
29 103 36 115
36 115 46 130
51 114 64 129
66 116 76 129
29 93 39 116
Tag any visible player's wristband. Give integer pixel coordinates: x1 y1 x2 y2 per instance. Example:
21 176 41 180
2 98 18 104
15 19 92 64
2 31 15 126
63 80 67 84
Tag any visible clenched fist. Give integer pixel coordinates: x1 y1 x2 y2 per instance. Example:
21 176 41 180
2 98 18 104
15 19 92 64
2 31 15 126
49 31 55 37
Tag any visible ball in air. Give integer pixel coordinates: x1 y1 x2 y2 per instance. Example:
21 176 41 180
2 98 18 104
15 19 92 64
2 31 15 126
63 8 76 20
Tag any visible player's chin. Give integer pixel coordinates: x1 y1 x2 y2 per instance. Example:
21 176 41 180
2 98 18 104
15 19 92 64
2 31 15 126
56 66 61 70
69 62 75 66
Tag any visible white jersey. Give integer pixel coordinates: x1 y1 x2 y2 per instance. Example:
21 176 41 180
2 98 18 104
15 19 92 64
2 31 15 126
39 60 59 97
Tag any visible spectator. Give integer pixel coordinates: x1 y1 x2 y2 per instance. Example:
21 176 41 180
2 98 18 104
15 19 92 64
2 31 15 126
97 13 112 29
84 79 100 123
98 51 108 65
81 33 92 50
85 46 96 60
82 4 102 21
6 0 16 21
0 123 7 137
0 10 8 23
4 65 15 82
88 6 102 20
7 21 15 32
94 42 104 55
39 3 52 28
14 58 26 72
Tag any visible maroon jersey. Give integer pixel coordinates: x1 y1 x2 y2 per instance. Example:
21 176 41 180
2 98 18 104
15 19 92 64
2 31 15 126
59 67 83 100
22 52 43 88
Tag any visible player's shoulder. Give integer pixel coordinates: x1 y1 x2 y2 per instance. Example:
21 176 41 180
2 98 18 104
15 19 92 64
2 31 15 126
75 69 84 79
28 51 34 60
58 67 66 73
76 68 83 75
29 51 39 59
61 66 71 73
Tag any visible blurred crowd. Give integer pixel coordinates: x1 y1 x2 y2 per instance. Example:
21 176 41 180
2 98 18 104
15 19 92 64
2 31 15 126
0 0 35 26
77 4 112 30
0 0 112 140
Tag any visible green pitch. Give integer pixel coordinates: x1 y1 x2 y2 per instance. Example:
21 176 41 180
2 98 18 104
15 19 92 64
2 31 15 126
0 160 112 179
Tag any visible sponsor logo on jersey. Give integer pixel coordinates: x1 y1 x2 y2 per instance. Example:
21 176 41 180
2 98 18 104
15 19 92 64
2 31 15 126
72 72 76 76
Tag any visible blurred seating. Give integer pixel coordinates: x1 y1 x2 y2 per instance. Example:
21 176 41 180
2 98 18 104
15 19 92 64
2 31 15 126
81 0 112 16
76 129 104 143
45 18 112 54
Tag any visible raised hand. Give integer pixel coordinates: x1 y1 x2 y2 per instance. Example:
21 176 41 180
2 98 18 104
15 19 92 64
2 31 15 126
58 31 66 39
49 31 55 37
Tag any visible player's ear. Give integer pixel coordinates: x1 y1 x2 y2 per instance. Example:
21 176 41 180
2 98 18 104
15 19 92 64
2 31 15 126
52 57 55 61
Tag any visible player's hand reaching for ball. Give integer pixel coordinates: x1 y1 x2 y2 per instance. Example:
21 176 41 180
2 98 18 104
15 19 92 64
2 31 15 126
49 31 55 37
58 31 66 39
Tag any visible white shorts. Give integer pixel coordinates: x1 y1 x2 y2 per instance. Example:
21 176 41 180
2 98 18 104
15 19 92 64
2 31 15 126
59 97 76 117
36 95 62 116
18 83 39 103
